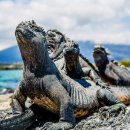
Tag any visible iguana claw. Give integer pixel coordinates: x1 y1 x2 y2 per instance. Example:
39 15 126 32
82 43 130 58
99 103 126 119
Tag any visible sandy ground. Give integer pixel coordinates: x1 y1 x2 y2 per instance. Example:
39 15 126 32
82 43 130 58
0 93 12 110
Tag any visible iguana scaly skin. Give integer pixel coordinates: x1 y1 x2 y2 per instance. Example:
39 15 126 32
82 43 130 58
0 109 34 130
55 38 101 82
53 37 107 90
93 45 130 86
46 29 65 60
46 29 104 85
55 39 85 79
3 21 130 130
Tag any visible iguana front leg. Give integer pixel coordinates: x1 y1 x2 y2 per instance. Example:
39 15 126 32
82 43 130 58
41 75 75 130
10 82 27 114
97 88 126 118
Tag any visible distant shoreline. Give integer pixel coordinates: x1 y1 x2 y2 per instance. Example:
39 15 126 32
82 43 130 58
0 59 130 70
0 63 23 70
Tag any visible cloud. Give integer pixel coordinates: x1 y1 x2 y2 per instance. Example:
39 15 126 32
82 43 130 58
0 0 130 50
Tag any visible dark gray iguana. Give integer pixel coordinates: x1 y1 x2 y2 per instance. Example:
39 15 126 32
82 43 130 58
55 39 86 79
54 38 101 82
93 44 130 86
1 21 129 130
46 30 105 86
46 29 65 60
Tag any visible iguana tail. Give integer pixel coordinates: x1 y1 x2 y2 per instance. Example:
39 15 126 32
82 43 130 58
0 109 34 130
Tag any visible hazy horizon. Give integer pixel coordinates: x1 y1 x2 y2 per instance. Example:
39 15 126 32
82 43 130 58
1 40 130 51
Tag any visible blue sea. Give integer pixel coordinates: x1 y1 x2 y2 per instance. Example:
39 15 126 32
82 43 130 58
0 68 130 89
0 70 23 89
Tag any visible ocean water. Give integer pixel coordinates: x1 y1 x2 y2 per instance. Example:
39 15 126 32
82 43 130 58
0 70 23 89
0 68 130 89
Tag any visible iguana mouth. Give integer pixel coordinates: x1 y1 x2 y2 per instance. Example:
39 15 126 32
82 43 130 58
63 47 79 56
15 29 27 45
93 49 106 56
15 21 42 46
93 49 109 68
63 48 79 72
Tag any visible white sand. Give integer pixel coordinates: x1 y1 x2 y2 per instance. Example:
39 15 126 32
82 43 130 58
0 94 13 110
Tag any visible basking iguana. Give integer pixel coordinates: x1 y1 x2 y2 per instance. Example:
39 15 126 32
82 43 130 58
1 21 130 130
54 38 102 84
46 29 65 60
93 45 130 86
46 29 104 85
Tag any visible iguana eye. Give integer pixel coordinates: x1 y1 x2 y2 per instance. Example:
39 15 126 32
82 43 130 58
74 44 78 48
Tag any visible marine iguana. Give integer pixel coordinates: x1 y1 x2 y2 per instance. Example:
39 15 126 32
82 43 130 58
55 38 85 79
93 45 130 86
1 21 130 130
46 29 104 85
54 38 103 85
46 29 65 60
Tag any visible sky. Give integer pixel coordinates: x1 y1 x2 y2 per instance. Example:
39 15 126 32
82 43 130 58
0 0 130 50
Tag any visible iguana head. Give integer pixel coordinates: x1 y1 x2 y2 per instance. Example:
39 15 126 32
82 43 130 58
93 44 109 67
63 38 80 71
46 29 65 56
15 20 49 73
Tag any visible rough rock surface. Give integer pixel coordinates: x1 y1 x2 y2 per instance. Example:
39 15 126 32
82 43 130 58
1 94 130 130
22 105 130 130
73 107 130 130
28 106 130 130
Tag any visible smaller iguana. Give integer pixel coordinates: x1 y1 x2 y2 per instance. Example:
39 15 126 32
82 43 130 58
46 30 106 86
55 38 103 84
46 29 65 60
93 44 130 86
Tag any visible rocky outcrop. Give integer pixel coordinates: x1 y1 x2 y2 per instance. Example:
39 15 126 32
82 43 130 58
73 107 130 130
1 94 130 130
